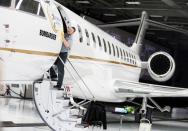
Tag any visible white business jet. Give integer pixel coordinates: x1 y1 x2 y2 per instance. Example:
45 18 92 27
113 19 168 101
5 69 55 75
1 0 188 130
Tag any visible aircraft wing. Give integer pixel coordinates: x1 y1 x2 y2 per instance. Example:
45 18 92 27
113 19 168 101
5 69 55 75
114 80 188 98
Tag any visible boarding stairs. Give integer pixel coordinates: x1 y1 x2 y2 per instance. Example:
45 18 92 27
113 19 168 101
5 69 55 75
33 57 96 131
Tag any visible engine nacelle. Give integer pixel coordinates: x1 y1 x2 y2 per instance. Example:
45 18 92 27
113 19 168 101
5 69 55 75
147 52 175 82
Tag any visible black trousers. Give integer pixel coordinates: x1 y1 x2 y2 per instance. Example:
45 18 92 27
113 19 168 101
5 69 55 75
56 52 68 88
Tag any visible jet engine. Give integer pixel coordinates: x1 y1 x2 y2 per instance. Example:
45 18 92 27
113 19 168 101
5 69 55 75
147 52 175 82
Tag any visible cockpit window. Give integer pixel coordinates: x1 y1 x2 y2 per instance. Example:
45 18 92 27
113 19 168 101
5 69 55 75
39 4 45 17
0 0 11 7
16 0 45 17
16 0 19 5
18 0 39 14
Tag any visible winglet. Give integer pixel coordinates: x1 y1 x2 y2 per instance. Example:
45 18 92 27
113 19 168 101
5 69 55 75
131 11 148 55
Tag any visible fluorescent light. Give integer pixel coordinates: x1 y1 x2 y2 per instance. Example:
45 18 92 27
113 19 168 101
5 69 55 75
150 15 163 18
126 1 141 5
76 1 90 4
103 13 117 16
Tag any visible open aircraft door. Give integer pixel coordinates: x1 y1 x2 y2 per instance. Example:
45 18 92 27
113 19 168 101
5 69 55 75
40 0 64 43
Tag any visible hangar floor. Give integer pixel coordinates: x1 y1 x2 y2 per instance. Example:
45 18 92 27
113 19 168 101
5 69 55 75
0 98 188 131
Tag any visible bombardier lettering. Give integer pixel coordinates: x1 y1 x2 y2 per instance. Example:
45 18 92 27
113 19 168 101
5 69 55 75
40 30 56 40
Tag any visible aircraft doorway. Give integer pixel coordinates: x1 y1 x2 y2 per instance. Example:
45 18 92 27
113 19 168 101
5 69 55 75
57 6 76 53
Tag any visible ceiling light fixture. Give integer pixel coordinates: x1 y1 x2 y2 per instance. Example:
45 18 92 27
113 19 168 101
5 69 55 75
125 1 141 5
150 15 163 18
76 1 90 4
103 13 117 16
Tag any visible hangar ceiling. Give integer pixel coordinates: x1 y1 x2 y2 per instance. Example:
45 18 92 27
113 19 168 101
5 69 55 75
57 0 188 29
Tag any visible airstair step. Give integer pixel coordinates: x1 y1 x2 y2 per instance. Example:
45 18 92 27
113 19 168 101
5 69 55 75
70 115 83 119
75 123 89 128
54 97 70 108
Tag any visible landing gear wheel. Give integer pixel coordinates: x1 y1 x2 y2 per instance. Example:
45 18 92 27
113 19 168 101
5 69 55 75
135 108 153 123
146 108 153 123
135 113 141 123
135 109 141 123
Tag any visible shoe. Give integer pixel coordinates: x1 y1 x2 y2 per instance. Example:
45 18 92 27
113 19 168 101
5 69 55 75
58 88 64 90
51 78 58 81
54 85 64 90
54 85 60 89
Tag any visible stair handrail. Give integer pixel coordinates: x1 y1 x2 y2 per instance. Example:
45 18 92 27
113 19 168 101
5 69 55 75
58 56 95 100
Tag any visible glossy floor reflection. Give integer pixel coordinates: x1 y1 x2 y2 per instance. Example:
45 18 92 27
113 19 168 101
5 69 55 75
0 97 50 131
0 97 188 131
0 97 42 123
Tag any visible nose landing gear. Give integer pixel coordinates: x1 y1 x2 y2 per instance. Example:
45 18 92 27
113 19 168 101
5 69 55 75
135 97 153 123
137 97 152 131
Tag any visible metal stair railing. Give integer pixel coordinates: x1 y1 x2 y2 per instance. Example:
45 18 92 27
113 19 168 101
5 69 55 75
58 56 95 100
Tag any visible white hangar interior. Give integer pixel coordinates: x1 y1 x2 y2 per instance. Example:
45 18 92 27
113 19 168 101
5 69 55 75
1 0 188 131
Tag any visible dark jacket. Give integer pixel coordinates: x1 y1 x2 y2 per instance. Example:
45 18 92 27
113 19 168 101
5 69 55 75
82 102 107 129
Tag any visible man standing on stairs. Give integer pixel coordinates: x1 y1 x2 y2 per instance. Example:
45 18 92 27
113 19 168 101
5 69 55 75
54 26 76 89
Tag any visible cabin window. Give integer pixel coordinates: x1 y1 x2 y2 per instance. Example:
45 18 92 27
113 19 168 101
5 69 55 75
91 32 96 47
92 33 96 43
116 46 119 58
129 54 132 63
133 56 136 65
131 54 134 64
18 0 39 14
103 39 107 52
120 48 123 60
0 0 11 7
134 56 137 65
97 36 102 48
126 52 129 62
123 50 126 61
129 53 132 63
85 29 90 46
108 42 111 55
77 25 83 43
112 44 115 56
131 54 134 60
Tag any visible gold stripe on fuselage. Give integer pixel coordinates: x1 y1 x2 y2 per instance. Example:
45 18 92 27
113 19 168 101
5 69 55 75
69 55 140 68
0 47 140 68
0 47 59 57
